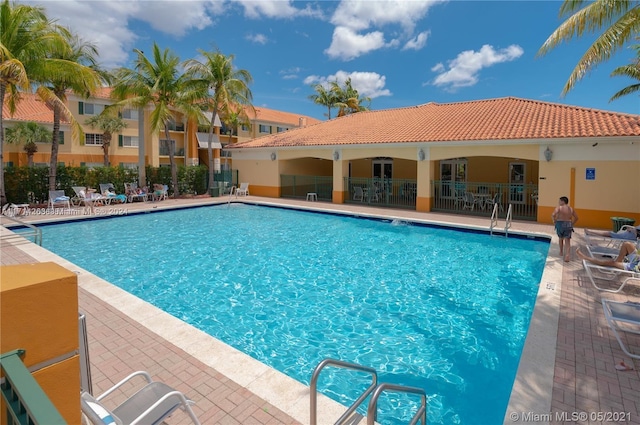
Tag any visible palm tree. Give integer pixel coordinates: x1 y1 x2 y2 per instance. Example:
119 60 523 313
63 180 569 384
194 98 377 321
184 49 254 192
0 0 66 204
30 32 103 190
4 121 51 167
538 0 640 95
330 78 371 117
112 43 206 196
308 83 337 119
609 43 640 101
85 110 127 166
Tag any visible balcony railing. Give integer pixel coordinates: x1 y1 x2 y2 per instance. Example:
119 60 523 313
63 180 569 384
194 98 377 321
431 180 538 221
281 175 333 201
344 177 417 209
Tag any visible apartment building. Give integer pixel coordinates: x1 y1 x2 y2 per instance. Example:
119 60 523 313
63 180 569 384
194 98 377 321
2 88 320 170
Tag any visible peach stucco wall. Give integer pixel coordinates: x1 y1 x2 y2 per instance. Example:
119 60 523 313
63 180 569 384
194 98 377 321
0 262 80 424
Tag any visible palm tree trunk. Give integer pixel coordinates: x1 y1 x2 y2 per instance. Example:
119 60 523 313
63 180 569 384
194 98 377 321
102 141 110 167
165 125 178 197
0 83 7 206
49 97 62 191
207 108 217 192
27 154 34 168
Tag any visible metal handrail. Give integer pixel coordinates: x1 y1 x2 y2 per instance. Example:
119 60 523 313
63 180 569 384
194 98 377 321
228 186 236 206
489 202 499 235
505 204 513 237
1 214 42 246
366 383 427 425
310 358 378 425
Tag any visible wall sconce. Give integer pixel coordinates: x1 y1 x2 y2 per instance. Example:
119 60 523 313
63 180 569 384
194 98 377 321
333 150 340 161
270 152 276 161
418 148 425 161
544 146 553 162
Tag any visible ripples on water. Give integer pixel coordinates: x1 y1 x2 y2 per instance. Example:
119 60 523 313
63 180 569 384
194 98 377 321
42 204 548 424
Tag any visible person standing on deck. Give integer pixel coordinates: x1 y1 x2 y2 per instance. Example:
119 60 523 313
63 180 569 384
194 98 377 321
552 196 579 262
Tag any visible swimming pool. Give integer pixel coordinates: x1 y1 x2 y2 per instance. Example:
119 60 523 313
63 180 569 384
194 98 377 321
40 204 548 424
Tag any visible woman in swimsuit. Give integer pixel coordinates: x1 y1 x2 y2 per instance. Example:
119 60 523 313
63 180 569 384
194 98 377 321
576 241 640 273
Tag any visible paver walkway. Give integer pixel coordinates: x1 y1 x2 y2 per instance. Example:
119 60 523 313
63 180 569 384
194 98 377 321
1 197 639 424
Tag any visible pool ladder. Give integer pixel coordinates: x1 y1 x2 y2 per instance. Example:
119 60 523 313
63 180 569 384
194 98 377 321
490 203 513 237
310 358 427 425
0 213 42 246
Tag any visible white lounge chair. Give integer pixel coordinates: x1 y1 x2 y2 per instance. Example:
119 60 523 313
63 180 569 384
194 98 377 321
48 190 71 210
236 182 249 197
72 186 110 207
602 299 640 359
584 226 638 251
124 182 148 203
582 259 640 293
80 370 201 425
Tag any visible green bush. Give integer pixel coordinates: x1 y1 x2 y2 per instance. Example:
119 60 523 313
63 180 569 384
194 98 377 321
3 165 210 204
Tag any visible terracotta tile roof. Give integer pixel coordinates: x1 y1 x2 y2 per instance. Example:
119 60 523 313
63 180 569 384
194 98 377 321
246 106 321 127
93 86 113 99
2 92 55 125
231 97 640 148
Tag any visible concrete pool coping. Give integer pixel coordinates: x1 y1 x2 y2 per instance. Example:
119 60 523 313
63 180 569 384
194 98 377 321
1 197 559 424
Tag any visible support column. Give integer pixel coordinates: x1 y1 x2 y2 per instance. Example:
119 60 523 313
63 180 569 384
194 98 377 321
416 157 433 212
332 156 348 203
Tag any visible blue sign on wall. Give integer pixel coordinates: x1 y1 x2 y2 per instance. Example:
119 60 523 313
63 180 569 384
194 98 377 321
586 168 596 180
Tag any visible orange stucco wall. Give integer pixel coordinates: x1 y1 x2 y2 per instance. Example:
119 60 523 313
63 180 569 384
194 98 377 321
0 262 80 424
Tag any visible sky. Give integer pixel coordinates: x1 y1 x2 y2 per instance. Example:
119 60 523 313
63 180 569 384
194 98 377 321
23 0 640 121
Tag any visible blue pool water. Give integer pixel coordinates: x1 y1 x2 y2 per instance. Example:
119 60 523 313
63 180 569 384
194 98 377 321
39 204 548 424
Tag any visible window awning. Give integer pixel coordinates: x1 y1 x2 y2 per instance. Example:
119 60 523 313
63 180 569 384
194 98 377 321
196 132 222 149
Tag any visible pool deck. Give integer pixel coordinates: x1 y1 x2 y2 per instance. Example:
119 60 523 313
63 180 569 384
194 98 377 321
1 196 639 425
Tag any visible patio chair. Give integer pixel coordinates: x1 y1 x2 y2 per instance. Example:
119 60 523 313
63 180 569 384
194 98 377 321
485 192 503 213
48 190 71 209
236 182 249 197
124 182 149 203
100 183 127 204
582 259 640 293
462 192 476 210
72 186 110 207
152 184 168 201
602 299 640 359
80 370 201 425
353 186 364 202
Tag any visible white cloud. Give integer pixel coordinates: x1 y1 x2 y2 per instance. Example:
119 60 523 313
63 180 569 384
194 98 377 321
29 0 226 68
245 33 268 44
232 0 323 19
402 31 429 51
431 44 524 90
280 67 302 80
304 70 392 99
325 0 444 59
324 27 389 61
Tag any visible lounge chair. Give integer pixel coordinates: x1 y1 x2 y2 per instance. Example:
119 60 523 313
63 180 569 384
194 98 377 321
582 259 640 293
48 190 71 209
236 182 249 197
602 299 640 359
152 184 168 201
584 226 639 250
124 183 148 203
80 370 201 425
72 186 110 207
99 183 127 204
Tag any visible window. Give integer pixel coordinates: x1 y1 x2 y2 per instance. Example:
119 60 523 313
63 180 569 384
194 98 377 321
119 163 138 170
122 136 139 147
121 109 139 120
259 124 271 134
159 139 177 156
440 159 467 198
277 127 288 133
241 124 249 132
85 133 103 145
83 103 104 116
